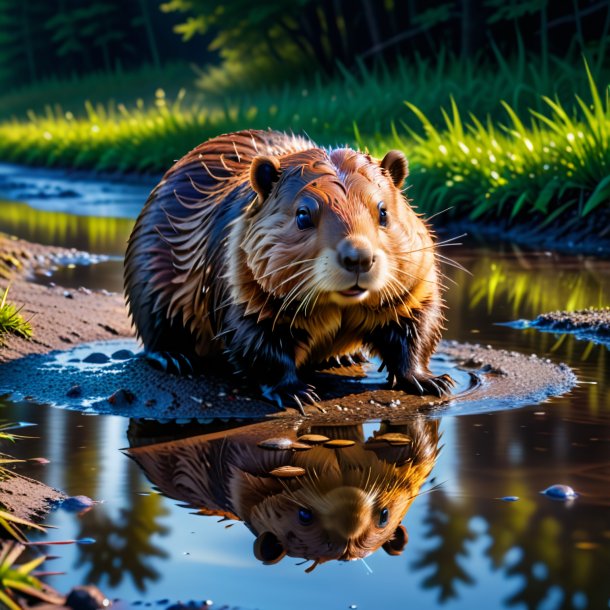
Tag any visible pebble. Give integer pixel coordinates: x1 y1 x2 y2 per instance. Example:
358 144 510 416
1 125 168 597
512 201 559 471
540 484 578 500
83 352 110 364
297 434 329 444
61 495 96 511
269 465 306 478
107 388 136 407
67 384 83 398
258 437 293 450
324 439 356 448
111 349 134 360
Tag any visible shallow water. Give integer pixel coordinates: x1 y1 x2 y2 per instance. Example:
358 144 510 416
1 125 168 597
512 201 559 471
1 179 609 610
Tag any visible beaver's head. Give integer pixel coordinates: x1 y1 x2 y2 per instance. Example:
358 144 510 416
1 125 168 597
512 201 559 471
231 146 436 318
245 423 438 569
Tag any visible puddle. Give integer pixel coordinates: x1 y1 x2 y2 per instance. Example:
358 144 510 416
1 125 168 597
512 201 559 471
0 338 575 420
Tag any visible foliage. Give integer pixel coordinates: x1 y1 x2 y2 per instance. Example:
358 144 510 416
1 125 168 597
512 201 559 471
0 0 206 91
0 285 32 345
0 62 198 121
162 0 610 78
0 542 63 609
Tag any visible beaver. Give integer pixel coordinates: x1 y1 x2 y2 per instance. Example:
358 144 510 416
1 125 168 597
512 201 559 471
127 417 440 569
124 130 454 410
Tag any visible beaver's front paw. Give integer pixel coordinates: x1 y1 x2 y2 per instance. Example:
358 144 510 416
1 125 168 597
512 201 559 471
393 372 455 397
144 351 194 375
260 380 320 415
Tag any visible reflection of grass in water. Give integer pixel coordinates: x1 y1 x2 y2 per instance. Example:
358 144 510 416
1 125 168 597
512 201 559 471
0 285 31 344
468 261 607 318
0 202 134 254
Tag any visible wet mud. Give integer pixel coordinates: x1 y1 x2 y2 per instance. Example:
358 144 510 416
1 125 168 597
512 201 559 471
501 307 610 346
0 338 577 421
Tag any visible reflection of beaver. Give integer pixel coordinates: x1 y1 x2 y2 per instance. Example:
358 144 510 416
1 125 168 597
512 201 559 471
124 130 453 409
127 417 440 569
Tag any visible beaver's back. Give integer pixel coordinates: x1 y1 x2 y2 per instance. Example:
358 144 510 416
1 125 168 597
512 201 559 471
124 130 314 358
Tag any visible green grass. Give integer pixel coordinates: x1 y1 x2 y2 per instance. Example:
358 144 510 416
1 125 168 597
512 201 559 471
0 61 199 120
0 57 607 235
0 285 32 345
0 542 62 609
368 61 610 230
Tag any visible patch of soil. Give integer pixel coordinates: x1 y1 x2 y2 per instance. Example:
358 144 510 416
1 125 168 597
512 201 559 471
0 471 64 523
0 234 131 362
532 308 610 337
502 307 610 346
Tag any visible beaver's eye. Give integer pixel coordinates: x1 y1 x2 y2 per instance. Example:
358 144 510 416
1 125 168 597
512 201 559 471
298 507 314 525
296 207 313 230
378 507 390 527
378 201 388 227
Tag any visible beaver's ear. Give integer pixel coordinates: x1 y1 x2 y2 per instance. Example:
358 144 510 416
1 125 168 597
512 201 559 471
381 150 409 187
253 531 287 565
250 155 282 201
382 525 408 556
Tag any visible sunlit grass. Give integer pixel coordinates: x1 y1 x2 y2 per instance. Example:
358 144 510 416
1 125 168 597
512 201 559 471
373 62 610 229
0 285 32 344
0 61 607 233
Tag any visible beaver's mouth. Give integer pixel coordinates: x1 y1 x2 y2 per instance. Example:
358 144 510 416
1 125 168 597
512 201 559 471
338 285 368 298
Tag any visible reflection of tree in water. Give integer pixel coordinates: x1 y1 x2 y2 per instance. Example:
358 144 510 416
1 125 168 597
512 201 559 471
411 409 610 608
414 491 610 608
411 489 475 602
75 469 169 592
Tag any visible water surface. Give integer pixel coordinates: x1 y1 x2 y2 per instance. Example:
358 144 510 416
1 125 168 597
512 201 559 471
0 178 609 610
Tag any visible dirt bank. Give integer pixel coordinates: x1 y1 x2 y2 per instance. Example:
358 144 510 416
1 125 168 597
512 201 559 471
502 307 610 346
0 233 131 362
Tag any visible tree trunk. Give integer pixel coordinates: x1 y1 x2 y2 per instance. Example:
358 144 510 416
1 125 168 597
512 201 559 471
460 0 473 59
361 0 381 51
321 0 346 64
138 0 161 69
21 2 36 83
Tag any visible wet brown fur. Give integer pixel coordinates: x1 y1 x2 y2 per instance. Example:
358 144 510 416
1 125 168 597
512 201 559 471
124 130 449 401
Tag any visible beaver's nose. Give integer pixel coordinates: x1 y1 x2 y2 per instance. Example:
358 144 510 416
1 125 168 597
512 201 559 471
337 238 374 273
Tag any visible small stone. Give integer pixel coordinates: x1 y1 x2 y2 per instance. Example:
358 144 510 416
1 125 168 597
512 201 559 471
65 586 110 610
297 434 329 444
258 437 293 450
111 349 134 360
62 495 96 511
376 433 412 446
63 290 74 299
67 384 83 398
291 442 313 451
324 439 356 448
83 352 110 364
269 465 306 478
541 484 578 501
107 388 136 407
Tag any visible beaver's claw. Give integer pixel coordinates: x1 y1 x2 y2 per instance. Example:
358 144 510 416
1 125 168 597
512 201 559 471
392 372 455 397
144 351 194 376
260 381 320 415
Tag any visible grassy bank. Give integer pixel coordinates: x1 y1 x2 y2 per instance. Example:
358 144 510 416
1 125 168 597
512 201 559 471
0 58 607 241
